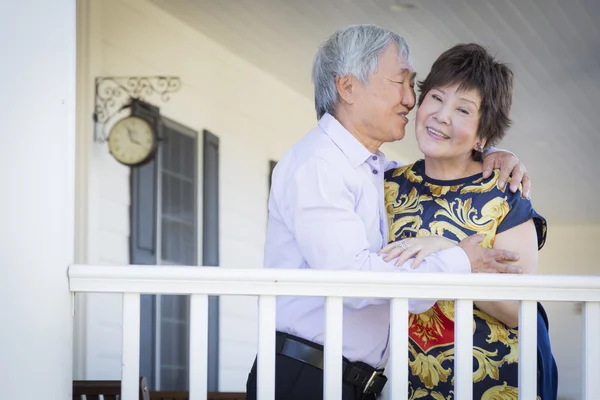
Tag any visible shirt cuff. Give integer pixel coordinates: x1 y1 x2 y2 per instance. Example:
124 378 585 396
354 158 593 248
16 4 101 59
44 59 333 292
441 246 472 274
484 147 517 159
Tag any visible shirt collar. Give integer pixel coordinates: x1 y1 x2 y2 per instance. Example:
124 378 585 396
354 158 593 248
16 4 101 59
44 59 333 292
318 113 384 168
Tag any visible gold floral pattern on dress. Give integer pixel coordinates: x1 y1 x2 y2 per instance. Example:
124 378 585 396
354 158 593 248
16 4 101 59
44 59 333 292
384 185 425 241
384 184 421 217
391 164 424 183
409 344 453 389
431 392 453 400
408 387 429 400
425 182 463 196
474 309 518 346
480 382 519 400
384 160 548 399
473 346 503 383
437 300 457 322
430 197 510 248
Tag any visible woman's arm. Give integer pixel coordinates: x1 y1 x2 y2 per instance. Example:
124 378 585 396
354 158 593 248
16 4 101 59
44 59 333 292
474 219 539 328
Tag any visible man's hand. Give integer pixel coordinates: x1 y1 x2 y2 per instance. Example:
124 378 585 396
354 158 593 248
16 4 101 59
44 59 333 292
482 150 530 199
458 234 522 274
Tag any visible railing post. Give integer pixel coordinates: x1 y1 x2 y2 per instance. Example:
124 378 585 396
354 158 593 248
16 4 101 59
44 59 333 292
324 297 344 400
389 298 409 400
189 294 209 400
583 301 600 399
518 301 537 400
122 293 141 400
257 295 276 400
454 299 473 399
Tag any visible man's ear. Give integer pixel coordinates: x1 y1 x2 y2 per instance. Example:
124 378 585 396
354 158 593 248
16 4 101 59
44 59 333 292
336 75 356 105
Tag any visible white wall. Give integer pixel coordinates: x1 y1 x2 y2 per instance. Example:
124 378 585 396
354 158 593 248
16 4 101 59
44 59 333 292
537 224 600 400
0 1 75 398
75 0 412 391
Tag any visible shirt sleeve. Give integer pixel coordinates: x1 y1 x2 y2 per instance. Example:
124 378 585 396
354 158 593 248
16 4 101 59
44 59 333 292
496 187 547 250
384 159 406 171
278 157 471 312
484 147 517 159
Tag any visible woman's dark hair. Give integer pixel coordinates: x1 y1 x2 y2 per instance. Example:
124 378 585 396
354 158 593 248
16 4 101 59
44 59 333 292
417 43 514 161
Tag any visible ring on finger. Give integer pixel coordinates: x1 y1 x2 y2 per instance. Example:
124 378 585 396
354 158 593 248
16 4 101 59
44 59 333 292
395 240 410 250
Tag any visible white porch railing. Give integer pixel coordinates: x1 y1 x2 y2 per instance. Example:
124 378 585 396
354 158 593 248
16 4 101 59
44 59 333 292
68 265 600 400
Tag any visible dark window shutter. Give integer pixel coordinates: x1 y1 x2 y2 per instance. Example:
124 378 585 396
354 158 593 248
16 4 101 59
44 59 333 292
130 159 158 387
131 160 158 264
203 130 219 267
203 130 220 391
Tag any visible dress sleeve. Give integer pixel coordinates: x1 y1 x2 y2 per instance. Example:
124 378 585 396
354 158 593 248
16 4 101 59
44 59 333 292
496 188 547 250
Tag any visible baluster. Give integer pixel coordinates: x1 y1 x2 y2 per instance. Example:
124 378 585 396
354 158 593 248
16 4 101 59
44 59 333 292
257 296 276 400
324 297 343 400
122 293 141 400
189 294 209 400
583 302 600 399
518 301 537 400
454 299 473 399
389 298 409 399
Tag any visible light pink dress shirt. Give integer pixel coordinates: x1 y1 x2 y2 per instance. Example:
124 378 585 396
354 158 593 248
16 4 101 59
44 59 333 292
264 113 471 367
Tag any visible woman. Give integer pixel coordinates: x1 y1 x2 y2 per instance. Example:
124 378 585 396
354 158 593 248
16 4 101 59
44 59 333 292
381 44 558 399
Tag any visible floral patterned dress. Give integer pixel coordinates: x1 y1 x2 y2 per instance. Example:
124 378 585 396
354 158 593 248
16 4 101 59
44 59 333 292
384 160 551 400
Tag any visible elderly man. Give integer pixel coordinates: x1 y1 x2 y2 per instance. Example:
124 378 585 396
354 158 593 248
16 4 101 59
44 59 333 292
246 25 529 400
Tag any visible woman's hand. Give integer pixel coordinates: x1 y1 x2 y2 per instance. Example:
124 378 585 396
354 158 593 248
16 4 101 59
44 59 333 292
378 236 458 268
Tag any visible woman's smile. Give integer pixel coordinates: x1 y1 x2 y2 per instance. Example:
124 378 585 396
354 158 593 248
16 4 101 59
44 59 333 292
426 126 450 140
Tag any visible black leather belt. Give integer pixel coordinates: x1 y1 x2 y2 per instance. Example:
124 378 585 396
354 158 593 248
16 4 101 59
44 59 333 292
275 332 387 395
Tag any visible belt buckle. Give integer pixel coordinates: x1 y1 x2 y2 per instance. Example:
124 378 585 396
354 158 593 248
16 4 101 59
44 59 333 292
362 370 382 394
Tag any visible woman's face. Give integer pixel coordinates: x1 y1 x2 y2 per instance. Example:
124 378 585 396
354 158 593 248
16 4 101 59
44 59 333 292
415 83 482 161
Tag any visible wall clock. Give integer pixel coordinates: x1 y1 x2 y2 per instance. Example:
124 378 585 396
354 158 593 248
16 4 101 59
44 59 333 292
107 115 158 167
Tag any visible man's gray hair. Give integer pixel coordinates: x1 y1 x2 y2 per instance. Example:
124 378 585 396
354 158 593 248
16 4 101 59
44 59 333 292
311 24 413 119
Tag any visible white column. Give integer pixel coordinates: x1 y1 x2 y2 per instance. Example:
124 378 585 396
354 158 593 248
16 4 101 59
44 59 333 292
0 1 76 399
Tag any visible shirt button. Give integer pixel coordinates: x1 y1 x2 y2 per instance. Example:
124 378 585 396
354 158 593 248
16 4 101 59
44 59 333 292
372 155 378 161
372 169 378 175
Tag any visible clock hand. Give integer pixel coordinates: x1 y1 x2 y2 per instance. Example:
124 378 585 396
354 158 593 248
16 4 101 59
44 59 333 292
126 127 141 145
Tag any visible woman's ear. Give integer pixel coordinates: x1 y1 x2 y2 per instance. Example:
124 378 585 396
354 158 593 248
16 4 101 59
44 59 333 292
474 137 488 152
336 75 356 105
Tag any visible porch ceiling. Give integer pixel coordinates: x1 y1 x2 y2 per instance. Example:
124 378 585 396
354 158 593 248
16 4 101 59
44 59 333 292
150 0 600 224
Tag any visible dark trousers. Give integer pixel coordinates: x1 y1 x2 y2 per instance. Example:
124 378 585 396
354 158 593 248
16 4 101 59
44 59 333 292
245 354 377 400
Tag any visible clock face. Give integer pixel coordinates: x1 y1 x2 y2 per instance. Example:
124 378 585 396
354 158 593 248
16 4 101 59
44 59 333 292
108 116 157 166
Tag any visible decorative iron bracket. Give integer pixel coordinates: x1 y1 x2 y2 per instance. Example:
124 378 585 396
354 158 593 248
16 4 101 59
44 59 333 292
93 76 181 142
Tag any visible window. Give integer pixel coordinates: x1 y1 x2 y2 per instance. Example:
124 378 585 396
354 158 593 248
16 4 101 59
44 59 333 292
131 118 198 390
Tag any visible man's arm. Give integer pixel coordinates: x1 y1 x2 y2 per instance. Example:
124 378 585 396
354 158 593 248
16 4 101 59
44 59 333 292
279 157 471 312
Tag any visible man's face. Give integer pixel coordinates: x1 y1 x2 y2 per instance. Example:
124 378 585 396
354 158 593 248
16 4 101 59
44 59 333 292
351 44 416 144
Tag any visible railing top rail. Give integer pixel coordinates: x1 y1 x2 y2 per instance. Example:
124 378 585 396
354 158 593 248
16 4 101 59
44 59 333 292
68 264 600 302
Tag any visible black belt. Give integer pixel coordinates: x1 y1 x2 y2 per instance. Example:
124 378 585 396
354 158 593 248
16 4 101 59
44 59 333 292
275 332 387 395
